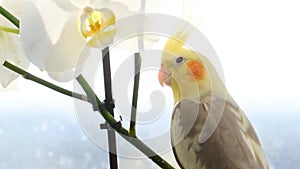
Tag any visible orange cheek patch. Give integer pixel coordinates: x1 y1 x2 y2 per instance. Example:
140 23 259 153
187 60 205 80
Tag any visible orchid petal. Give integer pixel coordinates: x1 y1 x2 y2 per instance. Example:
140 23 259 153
87 26 116 48
46 13 90 81
47 13 88 73
92 1 161 51
114 14 159 51
20 1 53 69
80 7 116 48
51 0 78 12
1 0 26 18
70 0 90 8
112 0 142 12
106 0 161 13
0 0 25 28
0 34 5 57
0 31 29 88
47 43 90 81
20 0 159 81
20 1 90 81
92 0 134 19
0 0 29 88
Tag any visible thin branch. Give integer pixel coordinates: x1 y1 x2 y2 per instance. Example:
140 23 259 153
76 75 127 133
0 6 20 28
3 60 175 168
101 46 118 169
129 53 142 137
76 75 175 169
3 61 87 101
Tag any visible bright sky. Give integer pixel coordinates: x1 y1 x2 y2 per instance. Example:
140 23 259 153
1 0 300 115
196 0 300 112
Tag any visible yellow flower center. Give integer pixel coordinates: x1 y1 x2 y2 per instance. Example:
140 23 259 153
80 7 103 38
79 7 116 48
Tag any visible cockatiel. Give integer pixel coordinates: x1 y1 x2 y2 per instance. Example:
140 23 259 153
158 28 269 169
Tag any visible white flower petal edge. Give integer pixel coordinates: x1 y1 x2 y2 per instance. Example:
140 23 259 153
92 0 133 19
0 31 29 88
10 0 162 84
46 13 90 81
91 0 161 52
0 0 29 88
51 0 82 12
20 0 160 81
20 0 90 82
70 0 90 8
20 1 51 70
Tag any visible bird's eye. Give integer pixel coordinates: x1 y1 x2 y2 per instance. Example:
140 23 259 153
175 56 185 65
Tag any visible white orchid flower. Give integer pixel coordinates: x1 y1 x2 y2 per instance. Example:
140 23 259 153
0 0 29 88
20 0 135 81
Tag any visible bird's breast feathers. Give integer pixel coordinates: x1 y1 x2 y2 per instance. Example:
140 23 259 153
171 94 269 169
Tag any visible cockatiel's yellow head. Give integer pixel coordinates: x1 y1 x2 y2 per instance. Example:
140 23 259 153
158 27 226 103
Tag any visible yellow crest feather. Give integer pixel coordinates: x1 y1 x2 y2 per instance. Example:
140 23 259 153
163 0 199 54
164 23 192 54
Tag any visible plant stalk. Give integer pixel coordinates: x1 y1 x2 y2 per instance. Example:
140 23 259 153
2 60 175 169
129 53 142 137
101 47 118 169
0 6 20 28
76 75 175 169
2 61 87 101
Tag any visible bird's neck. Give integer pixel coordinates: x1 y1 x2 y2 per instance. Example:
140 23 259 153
170 76 229 104
170 81 182 103
170 78 212 103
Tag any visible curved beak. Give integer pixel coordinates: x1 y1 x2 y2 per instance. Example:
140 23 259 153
158 64 171 86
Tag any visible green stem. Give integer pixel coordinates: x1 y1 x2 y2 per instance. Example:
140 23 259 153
2 60 175 169
76 75 175 169
0 6 20 28
0 25 19 34
76 75 125 131
3 61 87 101
129 53 142 137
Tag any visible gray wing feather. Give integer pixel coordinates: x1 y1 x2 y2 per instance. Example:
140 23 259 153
171 96 269 169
